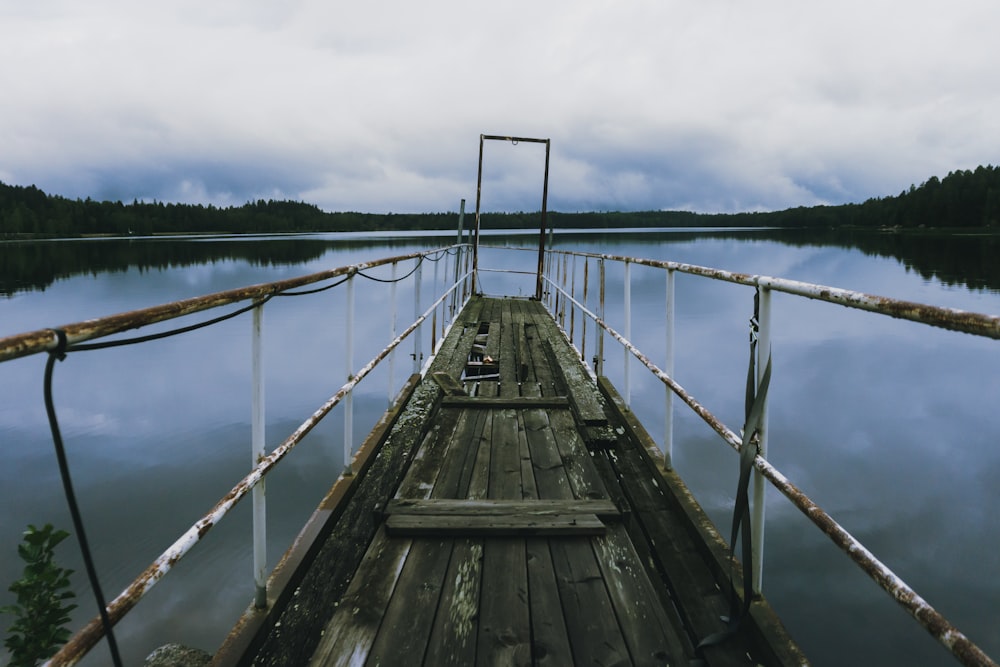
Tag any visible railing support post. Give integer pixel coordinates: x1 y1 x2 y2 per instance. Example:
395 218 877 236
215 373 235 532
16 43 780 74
581 258 589 361
413 259 423 373
388 262 398 405
624 260 632 406
251 301 267 609
344 275 355 475
752 285 772 593
664 269 675 469
570 254 577 345
452 200 464 319
597 258 606 375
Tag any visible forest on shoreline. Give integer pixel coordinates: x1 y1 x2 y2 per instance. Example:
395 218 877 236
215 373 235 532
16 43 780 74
2 164 1000 238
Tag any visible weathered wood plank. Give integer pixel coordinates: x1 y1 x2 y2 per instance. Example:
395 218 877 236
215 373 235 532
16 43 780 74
385 513 606 537
424 393 492 666
498 301 520 398
525 537 575 666
440 396 570 409
549 537 632 666
431 297 485 380
432 371 468 396
254 373 438 667
489 407 522 500
517 322 529 383
591 525 681 666
384 498 621 520
364 537 452 665
548 408 610 501
430 408 488 500
523 300 606 424
596 376 807 666
477 539 531 667
522 408 572 501
307 527 410 667
423 540 483 666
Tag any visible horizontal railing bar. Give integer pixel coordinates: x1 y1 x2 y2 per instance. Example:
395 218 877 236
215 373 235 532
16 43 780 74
0 244 470 364
545 248 1000 340
46 270 472 667
544 274 997 667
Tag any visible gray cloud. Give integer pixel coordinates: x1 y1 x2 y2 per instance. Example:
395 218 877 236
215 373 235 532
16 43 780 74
2 1 999 214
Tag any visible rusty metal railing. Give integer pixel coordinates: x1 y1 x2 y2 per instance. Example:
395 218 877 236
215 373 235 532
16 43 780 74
0 244 473 667
535 246 998 667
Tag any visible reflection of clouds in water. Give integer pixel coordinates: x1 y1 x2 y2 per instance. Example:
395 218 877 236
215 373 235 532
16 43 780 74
3 234 1000 665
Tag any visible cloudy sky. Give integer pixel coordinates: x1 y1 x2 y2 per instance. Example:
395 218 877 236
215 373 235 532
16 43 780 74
2 1 998 214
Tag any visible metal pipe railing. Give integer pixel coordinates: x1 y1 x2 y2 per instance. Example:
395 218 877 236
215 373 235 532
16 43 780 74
0 247 467 364
543 248 1000 340
30 246 471 667
538 250 998 667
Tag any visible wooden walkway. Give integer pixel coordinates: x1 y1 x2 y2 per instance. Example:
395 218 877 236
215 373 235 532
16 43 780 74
228 296 804 667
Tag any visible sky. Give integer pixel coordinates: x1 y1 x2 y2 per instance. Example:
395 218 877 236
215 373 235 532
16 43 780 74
2 1 999 215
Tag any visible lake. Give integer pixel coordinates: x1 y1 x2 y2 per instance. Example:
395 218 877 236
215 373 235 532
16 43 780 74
1 228 998 666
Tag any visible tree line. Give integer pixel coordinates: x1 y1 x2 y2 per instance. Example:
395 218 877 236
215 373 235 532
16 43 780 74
3 164 1000 238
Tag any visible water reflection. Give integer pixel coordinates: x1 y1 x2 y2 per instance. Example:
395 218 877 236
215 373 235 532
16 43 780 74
1 230 998 666
4 227 1000 298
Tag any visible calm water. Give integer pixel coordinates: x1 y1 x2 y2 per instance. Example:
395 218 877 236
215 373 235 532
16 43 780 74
1 229 998 666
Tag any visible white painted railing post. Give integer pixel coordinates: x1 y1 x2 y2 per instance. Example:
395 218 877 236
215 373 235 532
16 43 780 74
251 301 267 608
388 262 398 405
413 259 423 374
597 258 606 375
581 258 589 362
664 269 675 469
624 260 632 407
432 252 440 353
344 275 355 475
570 254 577 346
752 286 772 593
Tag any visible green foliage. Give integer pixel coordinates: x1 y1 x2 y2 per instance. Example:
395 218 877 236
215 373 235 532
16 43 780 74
1 524 77 667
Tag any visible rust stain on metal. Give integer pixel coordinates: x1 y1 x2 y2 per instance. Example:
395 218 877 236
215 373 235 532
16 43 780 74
1 245 464 364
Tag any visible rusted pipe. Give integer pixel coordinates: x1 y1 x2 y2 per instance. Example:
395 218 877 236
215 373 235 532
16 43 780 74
45 269 472 667
544 274 998 667
541 248 1000 340
0 246 467 364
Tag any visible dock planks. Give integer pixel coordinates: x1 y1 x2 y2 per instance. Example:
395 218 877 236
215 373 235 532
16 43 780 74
245 296 803 667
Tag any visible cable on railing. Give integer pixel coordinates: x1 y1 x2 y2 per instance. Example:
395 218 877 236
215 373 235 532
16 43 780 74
44 330 123 667
700 287 772 649
43 264 473 667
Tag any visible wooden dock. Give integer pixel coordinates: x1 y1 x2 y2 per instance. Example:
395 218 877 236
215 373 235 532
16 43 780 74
218 296 805 667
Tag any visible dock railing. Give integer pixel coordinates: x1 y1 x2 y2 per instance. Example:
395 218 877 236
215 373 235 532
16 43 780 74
0 243 473 667
5 237 999 667
528 245 1000 667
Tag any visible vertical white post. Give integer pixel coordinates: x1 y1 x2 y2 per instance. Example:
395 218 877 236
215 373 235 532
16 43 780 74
251 302 267 608
453 200 465 319
432 253 440 353
597 259 605 375
344 276 355 475
664 269 675 469
413 259 423 374
752 286 772 594
623 260 632 407
388 262 398 405
570 254 577 346
581 258 589 362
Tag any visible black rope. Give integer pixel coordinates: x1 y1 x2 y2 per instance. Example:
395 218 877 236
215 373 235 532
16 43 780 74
276 276 351 296
698 288 772 651
44 330 124 667
68 297 272 352
356 255 425 283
